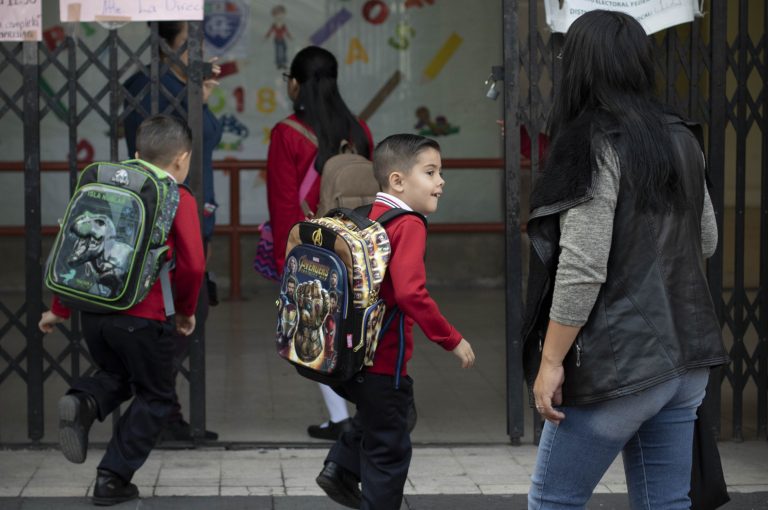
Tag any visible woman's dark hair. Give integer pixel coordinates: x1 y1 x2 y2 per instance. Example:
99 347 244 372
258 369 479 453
149 21 186 59
290 46 371 171
549 10 684 213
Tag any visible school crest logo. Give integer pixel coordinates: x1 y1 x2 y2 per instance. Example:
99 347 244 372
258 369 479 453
204 0 249 57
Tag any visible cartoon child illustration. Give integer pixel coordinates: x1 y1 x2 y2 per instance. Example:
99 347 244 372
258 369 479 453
264 5 292 70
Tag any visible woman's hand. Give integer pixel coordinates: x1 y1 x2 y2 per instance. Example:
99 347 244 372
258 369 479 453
533 357 566 424
202 57 221 104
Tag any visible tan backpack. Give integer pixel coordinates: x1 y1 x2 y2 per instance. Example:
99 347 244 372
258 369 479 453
279 119 380 217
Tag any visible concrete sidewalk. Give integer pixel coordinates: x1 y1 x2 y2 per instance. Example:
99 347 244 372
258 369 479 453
0 442 766 508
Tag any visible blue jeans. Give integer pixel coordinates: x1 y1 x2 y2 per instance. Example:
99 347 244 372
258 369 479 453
528 368 709 510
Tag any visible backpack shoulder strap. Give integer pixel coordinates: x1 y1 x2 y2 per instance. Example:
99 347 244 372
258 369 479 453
279 118 318 147
374 208 428 229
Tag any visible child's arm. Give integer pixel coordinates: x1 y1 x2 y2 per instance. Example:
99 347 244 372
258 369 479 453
452 338 475 368
39 295 71 334
39 310 65 334
387 217 470 359
172 190 206 320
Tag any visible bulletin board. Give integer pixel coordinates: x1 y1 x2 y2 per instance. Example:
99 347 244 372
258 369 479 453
0 0 504 226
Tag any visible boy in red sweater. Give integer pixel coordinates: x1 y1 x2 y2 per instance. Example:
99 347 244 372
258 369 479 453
38 115 206 506
316 134 476 510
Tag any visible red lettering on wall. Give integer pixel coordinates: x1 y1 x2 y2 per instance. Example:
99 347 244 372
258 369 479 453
362 0 389 25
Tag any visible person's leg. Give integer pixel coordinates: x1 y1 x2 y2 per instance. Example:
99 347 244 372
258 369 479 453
71 313 132 417
356 373 413 510
98 317 175 482
622 368 709 510
59 313 131 464
528 374 691 510
319 380 363 508
309 383 352 439
321 383 351 423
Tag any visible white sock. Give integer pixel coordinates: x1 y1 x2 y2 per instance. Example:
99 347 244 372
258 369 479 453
318 383 350 423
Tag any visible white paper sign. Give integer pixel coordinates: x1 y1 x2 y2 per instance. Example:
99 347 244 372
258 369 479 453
0 0 42 42
544 0 703 35
59 0 204 23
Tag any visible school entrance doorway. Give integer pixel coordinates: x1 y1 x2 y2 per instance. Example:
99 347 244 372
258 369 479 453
0 1 765 445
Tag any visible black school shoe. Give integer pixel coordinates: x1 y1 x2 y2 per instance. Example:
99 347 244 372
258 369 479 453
307 418 353 440
92 469 139 506
58 392 98 464
316 461 362 509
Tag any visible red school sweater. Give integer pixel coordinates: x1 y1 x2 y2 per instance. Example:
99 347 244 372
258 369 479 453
52 186 206 321
266 114 373 275
366 200 463 377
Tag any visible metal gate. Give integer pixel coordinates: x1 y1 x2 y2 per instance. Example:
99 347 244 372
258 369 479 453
0 21 209 443
1 1 766 444
505 0 767 441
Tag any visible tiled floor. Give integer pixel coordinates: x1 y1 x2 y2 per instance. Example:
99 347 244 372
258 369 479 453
1 288 512 445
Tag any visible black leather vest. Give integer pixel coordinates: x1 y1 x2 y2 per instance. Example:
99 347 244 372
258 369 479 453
522 115 729 406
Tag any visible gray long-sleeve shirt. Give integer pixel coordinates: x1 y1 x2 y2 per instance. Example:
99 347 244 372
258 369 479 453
550 142 718 327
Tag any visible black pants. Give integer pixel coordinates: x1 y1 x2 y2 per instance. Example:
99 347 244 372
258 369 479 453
169 253 211 424
72 313 175 482
326 373 414 510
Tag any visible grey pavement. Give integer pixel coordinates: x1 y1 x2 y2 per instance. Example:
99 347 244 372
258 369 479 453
0 442 767 508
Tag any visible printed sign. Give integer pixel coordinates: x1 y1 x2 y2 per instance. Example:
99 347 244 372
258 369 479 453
0 0 42 42
59 0 204 23
543 0 703 35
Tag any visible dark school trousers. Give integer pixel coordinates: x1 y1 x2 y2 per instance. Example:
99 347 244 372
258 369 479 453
169 281 208 424
326 372 414 510
71 312 175 482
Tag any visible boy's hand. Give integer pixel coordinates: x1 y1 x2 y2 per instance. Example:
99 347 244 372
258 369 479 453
175 314 196 336
452 338 475 368
38 311 65 334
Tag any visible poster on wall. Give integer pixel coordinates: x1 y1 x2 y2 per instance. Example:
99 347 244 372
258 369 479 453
59 0 204 22
0 0 42 41
543 0 703 35
0 0 504 226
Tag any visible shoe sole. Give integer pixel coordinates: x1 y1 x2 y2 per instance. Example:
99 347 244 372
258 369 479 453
316 474 361 509
92 493 139 506
58 395 86 464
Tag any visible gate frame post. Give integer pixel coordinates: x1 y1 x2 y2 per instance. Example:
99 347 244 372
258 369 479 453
186 20 208 442
23 40 43 442
503 0 525 445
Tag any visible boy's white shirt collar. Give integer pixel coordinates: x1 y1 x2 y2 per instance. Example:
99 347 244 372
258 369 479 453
375 192 413 211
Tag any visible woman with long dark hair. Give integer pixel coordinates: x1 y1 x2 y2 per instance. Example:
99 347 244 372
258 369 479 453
266 46 373 440
522 11 728 508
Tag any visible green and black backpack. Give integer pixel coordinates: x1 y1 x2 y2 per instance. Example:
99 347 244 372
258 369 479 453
45 159 179 314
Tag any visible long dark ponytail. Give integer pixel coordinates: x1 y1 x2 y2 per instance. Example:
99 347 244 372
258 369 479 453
548 10 686 213
289 46 370 172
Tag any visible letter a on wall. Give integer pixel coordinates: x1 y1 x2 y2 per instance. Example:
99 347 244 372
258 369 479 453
346 37 369 64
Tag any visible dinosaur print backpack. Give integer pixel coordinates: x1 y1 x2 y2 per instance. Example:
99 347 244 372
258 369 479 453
45 159 179 314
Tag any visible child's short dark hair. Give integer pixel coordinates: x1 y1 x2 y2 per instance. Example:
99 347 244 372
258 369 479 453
373 134 440 189
135 114 192 167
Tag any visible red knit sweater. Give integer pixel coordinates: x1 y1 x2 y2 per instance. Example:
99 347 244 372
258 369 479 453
52 186 206 321
366 200 463 377
266 114 373 275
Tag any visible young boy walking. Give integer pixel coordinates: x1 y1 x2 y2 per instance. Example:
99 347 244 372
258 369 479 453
316 134 476 510
39 114 206 506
